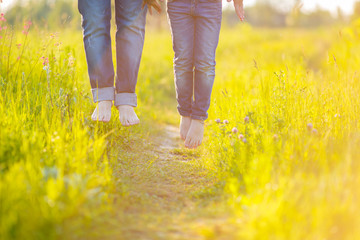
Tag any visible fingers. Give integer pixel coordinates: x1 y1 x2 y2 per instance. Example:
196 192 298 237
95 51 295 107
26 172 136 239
149 6 153 15
234 2 245 21
154 2 162 13
145 0 162 15
150 2 162 14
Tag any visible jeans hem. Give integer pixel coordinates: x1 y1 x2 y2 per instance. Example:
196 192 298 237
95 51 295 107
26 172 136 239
91 87 115 103
191 114 208 121
178 108 192 118
115 93 137 107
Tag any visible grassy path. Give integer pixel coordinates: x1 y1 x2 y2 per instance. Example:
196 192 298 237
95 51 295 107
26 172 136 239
106 123 233 240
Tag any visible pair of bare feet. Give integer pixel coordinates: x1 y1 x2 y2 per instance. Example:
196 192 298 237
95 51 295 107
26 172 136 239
180 116 204 149
91 100 140 126
91 102 203 148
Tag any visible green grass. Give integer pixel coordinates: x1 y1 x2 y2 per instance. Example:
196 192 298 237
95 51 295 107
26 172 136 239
202 24 360 239
1 16 360 240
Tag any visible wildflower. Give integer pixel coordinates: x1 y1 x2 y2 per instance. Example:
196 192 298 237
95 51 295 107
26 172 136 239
215 118 221 124
334 114 341 118
0 13 6 22
2 26 7 30
244 116 249 123
68 56 75 66
22 20 32 35
238 134 244 140
23 20 32 30
312 129 318 135
42 57 49 66
16 43 21 49
223 119 229 124
0 36 2 39
273 134 279 141
307 123 313 131
17 56 20 61
242 138 247 143
232 127 238 134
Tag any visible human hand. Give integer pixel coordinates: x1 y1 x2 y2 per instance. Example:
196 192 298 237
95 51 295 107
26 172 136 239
142 0 164 15
227 0 244 21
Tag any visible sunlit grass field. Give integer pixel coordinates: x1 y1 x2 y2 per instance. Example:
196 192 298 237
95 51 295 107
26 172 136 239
1 13 360 239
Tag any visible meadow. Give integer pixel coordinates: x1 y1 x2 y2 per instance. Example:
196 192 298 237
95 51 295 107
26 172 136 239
1 12 360 239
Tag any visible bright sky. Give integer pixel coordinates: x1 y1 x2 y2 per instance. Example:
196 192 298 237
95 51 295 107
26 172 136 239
0 0 358 15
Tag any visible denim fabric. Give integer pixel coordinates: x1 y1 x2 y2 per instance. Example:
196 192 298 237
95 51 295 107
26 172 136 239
78 0 147 107
167 0 222 120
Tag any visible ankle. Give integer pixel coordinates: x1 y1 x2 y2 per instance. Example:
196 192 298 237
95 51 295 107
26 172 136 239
97 100 112 105
191 119 205 125
117 105 134 110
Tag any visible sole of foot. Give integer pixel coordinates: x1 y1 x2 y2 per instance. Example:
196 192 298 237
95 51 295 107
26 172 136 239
117 105 140 127
180 116 191 140
185 119 205 149
91 100 112 122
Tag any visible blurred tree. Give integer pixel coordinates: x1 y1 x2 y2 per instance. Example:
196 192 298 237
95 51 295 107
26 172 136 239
2 0 348 29
245 1 286 27
4 0 80 29
352 1 360 20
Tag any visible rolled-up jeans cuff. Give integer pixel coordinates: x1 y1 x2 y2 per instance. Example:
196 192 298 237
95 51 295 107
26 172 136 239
91 87 115 103
115 93 137 107
178 108 191 118
191 114 208 121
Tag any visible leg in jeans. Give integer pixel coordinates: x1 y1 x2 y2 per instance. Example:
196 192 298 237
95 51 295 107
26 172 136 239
167 0 195 140
193 0 222 121
167 0 194 118
114 0 147 107
186 0 222 148
114 0 147 126
78 0 114 122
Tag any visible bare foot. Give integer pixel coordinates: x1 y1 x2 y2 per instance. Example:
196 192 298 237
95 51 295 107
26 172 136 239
185 119 204 149
117 105 140 127
180 116 191 140
91 100 112 122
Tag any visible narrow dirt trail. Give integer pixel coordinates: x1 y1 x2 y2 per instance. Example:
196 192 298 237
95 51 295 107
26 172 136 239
111 125 234 240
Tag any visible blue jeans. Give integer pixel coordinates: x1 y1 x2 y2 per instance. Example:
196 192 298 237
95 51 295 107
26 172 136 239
167 0 222 120
78 0 147 107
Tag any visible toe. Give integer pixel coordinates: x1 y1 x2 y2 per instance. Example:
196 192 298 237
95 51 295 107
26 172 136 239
180 133 186 141
192 140 197 149
125 119 131 127
184 137 191 148
189 139 196 149
131 117 140 125
131 117 137 125
192 140 198 149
